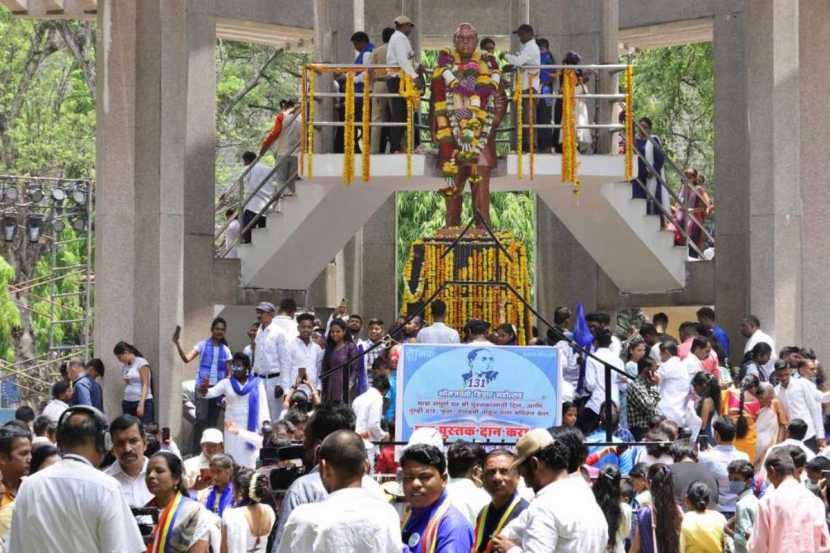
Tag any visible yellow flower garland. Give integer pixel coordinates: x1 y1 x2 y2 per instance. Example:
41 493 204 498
299 67 306 177
624 65 634 181
561 69 580 196
307 69 315 179
528 82 535 180
343 72 355 184
514 71 523 180
400 73 421 178
362 69 371 181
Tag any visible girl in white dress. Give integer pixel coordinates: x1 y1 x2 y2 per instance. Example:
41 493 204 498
204 353 269 469
221 468 275 553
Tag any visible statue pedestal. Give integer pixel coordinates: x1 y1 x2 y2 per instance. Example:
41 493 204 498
400 231 533 343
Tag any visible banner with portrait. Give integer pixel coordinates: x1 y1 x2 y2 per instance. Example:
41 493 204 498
396 344 561 443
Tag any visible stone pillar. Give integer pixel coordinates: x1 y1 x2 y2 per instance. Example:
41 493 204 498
744 0 801 348
360 195 399 324
799 1 830 359
712 11 750 356
95 0 189 432
95 0 137 418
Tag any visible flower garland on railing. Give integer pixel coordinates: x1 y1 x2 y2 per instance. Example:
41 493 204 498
513 71 523 180
306 69 315 179
624 65 634 181
343 72 355 184
362 69 371 181
299 67 306 178
432 48 499 197
400 73 421 178
528 82 535 180
561 68 580 196
400 233 533 344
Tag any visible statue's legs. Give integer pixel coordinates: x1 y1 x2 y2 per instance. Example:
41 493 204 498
472 166 492 227
444 170 468 228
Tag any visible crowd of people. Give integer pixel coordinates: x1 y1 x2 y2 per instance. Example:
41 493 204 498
1 293 829 552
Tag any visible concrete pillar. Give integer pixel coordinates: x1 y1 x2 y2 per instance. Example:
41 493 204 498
95 0 190 433
360 195 399 325
712 11 750 356
597 0 619 154
744 0 801 348
799 1 830 359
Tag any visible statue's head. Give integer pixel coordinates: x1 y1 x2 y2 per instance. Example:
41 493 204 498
453 23 478 57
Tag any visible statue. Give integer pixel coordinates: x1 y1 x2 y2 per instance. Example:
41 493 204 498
431 23 507 230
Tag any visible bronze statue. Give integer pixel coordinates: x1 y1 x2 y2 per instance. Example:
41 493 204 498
431 23 507 230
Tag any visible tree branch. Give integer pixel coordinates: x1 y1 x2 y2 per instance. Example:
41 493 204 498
219 47 284 116
55 21 96 101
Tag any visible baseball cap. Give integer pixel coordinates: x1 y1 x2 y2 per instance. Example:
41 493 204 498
200 428 223 444
394 15 414 26
512 24 534 35
256 301 276 313
511 428 554 468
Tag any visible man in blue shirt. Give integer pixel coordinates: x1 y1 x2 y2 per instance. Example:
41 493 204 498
69 358 103 411
536 38 555 152
350 31 374 153
697 306 731 360
401 444 473 553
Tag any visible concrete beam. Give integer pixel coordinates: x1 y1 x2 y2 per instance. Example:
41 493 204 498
619 0 742 30
620 18 714 50
0 0 27 13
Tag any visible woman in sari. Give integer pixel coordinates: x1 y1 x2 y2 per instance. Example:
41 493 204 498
754 382 788 465
146 451 218 553
722 374 762 463
321 319 362 403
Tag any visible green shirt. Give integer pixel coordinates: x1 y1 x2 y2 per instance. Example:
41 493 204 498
733 488 759 553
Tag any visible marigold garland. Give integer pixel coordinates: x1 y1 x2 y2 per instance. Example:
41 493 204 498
514 71 523 180
400 232 533 344
343 72 356 184
561 69 580 196
362 69 371 181
400 73 421 178
306 69 315 179
528 83 535 180
624 65 634 181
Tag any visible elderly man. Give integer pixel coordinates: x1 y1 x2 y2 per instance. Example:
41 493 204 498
184 428 224 490
432 22 507 229
473 449 529 553
254 301 290 421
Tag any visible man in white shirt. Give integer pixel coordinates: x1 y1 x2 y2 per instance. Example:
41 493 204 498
9 406 145 553
503 24 541 153
223 208 241 258
358 318 385 386
386 15 421 153
493 428 608 553
740 315 777 372
683 336 710 378
254 301 290 422
582 331 622 433
103 414 152 507
272 404 387 552
774 362 826 451
417 299 461 344
279 430 402 553
656 340 691 427
446 441 491 526
699 416 750 517
184 428 224 489
273 298 299 341
289 312 324 388
586 312 623 357
235 151 274 244
41 381 72 424
765 418 816 463
352 374 390 468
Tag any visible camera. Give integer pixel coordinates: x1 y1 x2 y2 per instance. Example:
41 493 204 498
131 506 160 545
259 444 307 493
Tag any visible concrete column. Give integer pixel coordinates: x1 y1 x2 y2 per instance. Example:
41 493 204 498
597 0 619 154
799 1 830 359
712 11 750 356
744 0 801 348
95 0 137 418
95 0 189 432
360 195 399 325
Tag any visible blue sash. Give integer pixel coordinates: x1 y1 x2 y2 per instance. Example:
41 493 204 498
205 484 234 517
229 376 261 450
198 339 227 385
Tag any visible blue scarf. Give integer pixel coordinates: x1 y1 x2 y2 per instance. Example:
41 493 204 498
198 339 228 385
229 375 261 451
205 483 234 517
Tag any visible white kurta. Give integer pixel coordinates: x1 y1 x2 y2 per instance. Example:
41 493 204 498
205 378 270 468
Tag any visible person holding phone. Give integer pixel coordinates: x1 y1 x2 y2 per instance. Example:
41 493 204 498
184 428 225 490
173 317 232 452
626 357 662 441
287 313 323 390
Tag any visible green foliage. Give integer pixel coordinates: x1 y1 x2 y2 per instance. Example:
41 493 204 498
396 191 536 305
624 43 714 188
0 257 20 362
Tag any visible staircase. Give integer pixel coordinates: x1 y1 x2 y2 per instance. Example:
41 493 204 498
231 153 687 295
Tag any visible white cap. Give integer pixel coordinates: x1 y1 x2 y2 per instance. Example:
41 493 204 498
200 428 223 444
394 15 413 26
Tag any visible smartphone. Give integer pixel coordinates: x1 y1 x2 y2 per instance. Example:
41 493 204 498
162 427 170 442
200 468 212 482
299 367 308 381
173 325 181 342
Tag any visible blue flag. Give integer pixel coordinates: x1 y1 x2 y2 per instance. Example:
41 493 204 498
573 304 594 395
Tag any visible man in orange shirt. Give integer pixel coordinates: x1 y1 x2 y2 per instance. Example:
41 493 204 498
260 99 300 196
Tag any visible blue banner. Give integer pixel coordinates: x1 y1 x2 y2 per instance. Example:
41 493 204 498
396 344 561 443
